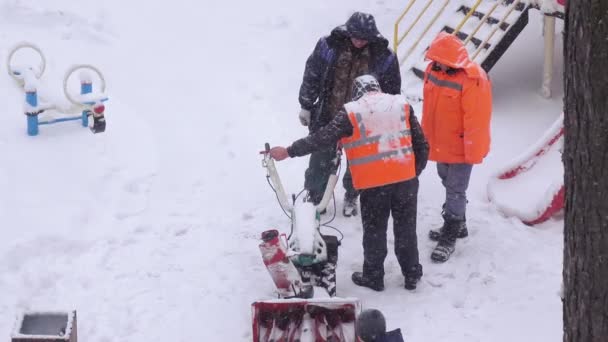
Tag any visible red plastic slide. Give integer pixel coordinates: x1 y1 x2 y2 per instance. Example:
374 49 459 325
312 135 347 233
487 114 564 225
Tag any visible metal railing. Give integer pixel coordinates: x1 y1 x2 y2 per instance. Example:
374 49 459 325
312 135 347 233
471 0 524 60
394 0 452 65
462 0 503 45
394 0 529 67
393 0 420 51
452 0 483 35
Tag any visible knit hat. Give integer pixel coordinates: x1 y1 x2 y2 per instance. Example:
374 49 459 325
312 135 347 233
352 74 382 101
356 309 386 341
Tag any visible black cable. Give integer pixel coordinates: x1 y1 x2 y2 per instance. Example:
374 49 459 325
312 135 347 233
295 189 307 202
266 176 292 220
265 145 346 245
321 223 344 242
321 189 337 226
321 149 342 226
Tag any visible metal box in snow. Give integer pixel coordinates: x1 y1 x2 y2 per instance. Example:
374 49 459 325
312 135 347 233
11 311 77 342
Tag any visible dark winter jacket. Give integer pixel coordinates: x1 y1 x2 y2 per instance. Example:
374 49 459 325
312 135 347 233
299 17 401 132
287 106 428 176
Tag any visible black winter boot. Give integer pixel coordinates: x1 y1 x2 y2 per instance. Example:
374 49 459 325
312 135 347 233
403 264 423 290
431 219 461 263
351 272 384 291
428 220 468 241
429 205 468 241
342 194 358 217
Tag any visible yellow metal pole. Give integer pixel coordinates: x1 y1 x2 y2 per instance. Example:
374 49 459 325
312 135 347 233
472 0 523 60
394 0 418 52
453 0 483 35
398 0 437 48
401 0 451 65
463 0 502 45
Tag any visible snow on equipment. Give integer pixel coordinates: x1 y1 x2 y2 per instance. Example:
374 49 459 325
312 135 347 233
259 143 342 298
7 42 108 136
252 298 360 342
252 143 361 341
487 113 564 225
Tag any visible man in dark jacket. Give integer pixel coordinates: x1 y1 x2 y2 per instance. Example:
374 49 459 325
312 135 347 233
272 75 428 291
297 11 401 217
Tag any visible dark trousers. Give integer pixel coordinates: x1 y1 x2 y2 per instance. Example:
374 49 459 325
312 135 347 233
360 178 420 278
437 163 473 220
304 149 358 203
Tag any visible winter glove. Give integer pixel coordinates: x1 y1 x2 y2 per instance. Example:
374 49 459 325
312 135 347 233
299 109 311 126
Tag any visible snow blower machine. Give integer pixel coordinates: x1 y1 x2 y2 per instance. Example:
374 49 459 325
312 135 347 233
252 143 361 342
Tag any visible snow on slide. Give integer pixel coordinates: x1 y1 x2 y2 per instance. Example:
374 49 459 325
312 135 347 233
488 114 564 225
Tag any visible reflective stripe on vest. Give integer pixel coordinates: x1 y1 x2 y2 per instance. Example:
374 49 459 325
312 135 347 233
342 130 411 149
341 93 417 189
349 147 414 166
427 73 463 91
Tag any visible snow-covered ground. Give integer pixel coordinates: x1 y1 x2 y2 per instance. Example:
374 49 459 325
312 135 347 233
0 1 564 341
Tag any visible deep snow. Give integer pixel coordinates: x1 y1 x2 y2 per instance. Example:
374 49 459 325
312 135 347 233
0 1 564 341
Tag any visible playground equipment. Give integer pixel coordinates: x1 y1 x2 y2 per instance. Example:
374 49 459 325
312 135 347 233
392 0 567 225
487 114 564 225
393 0 566 100
7 42 108 136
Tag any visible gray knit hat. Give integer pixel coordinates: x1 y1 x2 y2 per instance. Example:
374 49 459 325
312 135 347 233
352 74 382 101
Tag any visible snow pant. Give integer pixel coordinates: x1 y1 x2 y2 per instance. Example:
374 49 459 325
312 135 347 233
304 148 358 204
437 163 473 220
360 178 420 279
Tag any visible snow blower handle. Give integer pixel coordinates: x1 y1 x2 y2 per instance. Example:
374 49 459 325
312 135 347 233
262 143 292 212
316 144 342 213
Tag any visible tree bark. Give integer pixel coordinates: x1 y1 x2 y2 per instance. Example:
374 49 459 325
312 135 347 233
563 0 608 341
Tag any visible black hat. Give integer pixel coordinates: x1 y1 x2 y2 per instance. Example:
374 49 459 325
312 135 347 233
356 309 386 341
345 12 381 41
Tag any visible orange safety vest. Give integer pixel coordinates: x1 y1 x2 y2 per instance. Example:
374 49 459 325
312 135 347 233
341 93 417 190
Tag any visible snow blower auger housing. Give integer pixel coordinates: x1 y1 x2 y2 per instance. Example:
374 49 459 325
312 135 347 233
251 298 361 342
253 143 361 342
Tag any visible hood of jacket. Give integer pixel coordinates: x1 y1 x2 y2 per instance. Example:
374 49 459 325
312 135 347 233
426 32 481 78
329 12 389 49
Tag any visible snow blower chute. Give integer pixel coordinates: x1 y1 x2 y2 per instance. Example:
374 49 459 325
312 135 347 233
252 143 361 342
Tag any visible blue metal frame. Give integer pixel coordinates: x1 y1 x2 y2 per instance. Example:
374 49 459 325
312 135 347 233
25 91 39 136
39 116 82 125
22 77 108 136
80 82 92 127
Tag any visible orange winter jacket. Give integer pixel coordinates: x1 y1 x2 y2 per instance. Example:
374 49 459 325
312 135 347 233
421 32 492 164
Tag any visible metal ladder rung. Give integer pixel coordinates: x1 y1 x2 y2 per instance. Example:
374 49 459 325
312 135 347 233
457 6 511 31
443 26 492 50
502 0 527 11
411 67 425 80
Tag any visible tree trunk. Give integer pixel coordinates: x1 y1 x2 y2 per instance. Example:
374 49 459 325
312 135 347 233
563 0 608 341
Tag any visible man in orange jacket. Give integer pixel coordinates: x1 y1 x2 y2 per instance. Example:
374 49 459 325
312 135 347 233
421 32 492 263
270 75 429 291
